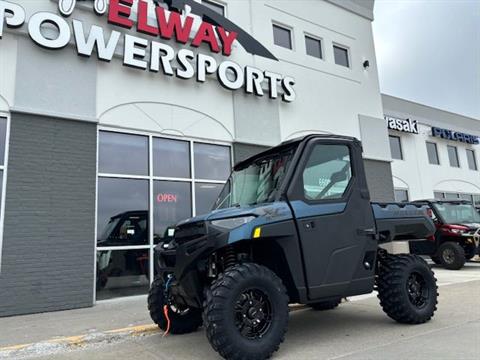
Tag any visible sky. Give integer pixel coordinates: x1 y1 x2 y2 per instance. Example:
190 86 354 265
372 0 480 119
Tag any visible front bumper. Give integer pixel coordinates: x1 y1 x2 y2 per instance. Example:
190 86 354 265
154 221 229 308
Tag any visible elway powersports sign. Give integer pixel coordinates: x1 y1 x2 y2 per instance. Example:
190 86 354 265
0 0 296 102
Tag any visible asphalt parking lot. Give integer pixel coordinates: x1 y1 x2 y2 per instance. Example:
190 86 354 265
6 261 477 360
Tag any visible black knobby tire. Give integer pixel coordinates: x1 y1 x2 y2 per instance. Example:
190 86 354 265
203 263 289 360
309 298 342 311
430 255 441 265
377 254 438 324
148 277 203 334
438 242 466 270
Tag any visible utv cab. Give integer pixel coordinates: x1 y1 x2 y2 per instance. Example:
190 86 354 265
410 200 480 270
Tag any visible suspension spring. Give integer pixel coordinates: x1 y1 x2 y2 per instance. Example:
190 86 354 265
223 246 236 270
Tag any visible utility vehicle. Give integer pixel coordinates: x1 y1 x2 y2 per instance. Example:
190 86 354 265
148 135 438 360
410 200 480 270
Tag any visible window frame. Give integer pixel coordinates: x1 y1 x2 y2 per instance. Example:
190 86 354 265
426 141 440 165
447 145 460 168
272 22 294 50
389 135 404 160
304 33 323 60
95 127 232 303
288 140 356 205
202 0 227 17
466 149 478 171
0 115 10 273
394 188 409 203
333 43 350 68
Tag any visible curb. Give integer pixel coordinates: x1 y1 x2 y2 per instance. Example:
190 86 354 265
0 306 310 358
0 324 160 359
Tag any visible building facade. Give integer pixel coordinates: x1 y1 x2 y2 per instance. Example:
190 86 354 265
0 0 393 316
383 95 480 206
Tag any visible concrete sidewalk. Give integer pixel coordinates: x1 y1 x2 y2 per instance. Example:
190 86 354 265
0 295 153 348
0 261 479 359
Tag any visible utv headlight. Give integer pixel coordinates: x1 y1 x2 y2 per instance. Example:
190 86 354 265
211 216 256 230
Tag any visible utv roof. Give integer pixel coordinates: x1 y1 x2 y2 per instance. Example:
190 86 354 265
234 134 360 170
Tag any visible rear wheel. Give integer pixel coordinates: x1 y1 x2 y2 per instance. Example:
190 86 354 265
377 254 438 324
438 242 466 270
203 263 289 360
148 277 202 334
309 298 342 311
430 255 441 265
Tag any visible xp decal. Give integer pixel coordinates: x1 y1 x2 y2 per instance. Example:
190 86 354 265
0 0 296 102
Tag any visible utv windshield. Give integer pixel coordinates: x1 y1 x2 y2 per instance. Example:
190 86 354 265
433 203 480 224
214 145 297 209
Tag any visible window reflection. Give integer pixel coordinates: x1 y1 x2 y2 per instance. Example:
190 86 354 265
196 183 224 215
0 118 6 166
154 181 192 241
97 178 149 246
99 132 149 175
153 138 191 178
96 249 150 300
194 143 231 181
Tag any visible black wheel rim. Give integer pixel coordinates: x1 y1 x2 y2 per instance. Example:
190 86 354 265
442 248 455 264
406 272 429 309
234 288 273 340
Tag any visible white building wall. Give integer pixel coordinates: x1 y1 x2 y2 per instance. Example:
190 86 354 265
384 95 480 202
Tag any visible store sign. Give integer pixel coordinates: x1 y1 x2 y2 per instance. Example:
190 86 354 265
432 127 479 145
157 193 178 203
0 0 296 102
385 115 419 134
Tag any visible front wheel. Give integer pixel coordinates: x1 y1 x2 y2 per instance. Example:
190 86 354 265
148 277 203 334
438 242 466 270
203 263 289 360
377 254 438 324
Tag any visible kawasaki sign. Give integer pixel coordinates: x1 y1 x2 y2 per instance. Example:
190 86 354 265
0 0 296 102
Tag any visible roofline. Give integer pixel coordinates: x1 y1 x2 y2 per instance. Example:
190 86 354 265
381 93 480 123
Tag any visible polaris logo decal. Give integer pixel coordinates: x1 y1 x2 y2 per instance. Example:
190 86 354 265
385 116 419 134
432 127 479 145
0 0 296 102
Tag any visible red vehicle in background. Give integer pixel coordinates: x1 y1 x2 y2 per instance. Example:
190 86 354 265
410 200 480 270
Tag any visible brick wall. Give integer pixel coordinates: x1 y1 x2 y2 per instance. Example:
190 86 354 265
0 113 97 317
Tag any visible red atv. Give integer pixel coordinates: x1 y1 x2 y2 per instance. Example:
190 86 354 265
410 200 480 270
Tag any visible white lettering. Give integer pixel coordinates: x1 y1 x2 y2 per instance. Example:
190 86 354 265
218 61 244 90
176 49 195 79
28 12 71 49
281 77 296 103
72 20 120 61
196 54 217 83
245 66 264 96
0 0 25 38
150 41 175 75
123 34 148 69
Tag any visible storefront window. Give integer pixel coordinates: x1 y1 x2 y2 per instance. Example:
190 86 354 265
0 118 6 166
153 138 190 178
99 132 149 175
195 183 224 215
97 178 149 246
154 181 191 240
96 249 150 300
96 130 230 301
194 143 231 180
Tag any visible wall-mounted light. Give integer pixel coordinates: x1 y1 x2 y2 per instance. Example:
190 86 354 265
363 60 370 69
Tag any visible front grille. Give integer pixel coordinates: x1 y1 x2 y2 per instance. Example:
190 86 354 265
175 221 207 244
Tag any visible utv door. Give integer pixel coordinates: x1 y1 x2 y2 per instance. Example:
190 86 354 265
287 138 378 300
